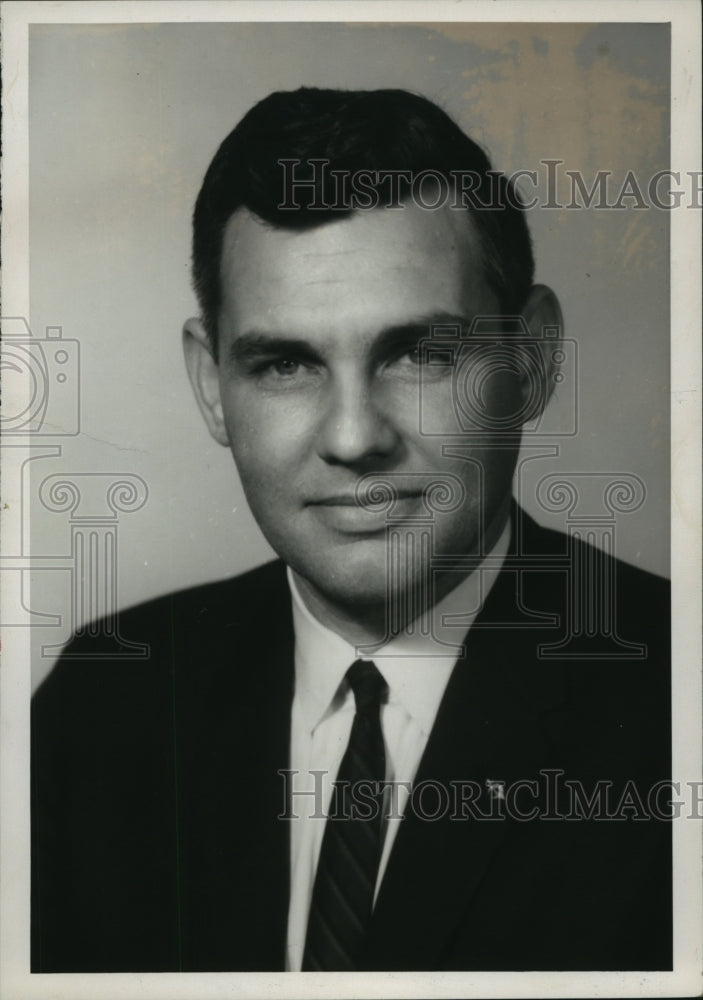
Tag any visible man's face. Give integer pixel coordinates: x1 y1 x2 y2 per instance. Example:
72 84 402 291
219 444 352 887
205 202 526 613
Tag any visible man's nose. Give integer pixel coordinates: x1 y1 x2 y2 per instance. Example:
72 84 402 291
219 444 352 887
316 375 401 466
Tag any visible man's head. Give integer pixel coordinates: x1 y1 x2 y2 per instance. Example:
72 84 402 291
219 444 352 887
183 87 562 635
190 87 537 357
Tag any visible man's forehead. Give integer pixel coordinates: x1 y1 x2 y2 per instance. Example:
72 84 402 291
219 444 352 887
216 204 497 347
220 201 484 274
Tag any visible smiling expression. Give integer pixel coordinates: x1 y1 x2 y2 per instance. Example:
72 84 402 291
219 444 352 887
188 201 530 621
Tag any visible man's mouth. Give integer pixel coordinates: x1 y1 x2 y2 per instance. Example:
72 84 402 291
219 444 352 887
305 490 425 534
309 489 422 508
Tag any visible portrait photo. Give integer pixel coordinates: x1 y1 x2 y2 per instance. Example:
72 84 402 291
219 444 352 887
1 2 700 999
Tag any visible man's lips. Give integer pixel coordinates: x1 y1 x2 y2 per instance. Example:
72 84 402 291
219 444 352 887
307 490 422 507
304 490 425 534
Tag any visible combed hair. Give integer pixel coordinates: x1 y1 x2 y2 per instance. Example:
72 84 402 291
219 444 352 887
192 87 535 354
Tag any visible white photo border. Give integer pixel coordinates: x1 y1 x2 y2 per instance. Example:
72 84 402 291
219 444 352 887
1 2 700 998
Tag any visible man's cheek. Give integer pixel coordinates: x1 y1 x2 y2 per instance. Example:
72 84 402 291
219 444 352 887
406 380 456 440
226 410 291 465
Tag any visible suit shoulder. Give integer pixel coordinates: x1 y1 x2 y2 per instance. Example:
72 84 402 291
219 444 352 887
32 559 290 706
519 508 669 603
522 508 665 569
515 510 670 689
119 557 289 623
77 558 286 640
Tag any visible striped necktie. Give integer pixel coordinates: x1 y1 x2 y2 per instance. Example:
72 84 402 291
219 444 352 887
302 659 388 970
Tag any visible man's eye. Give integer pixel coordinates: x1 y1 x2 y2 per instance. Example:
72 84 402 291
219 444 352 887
396 345 449 367
251 356 321 388
250 357 305 379
271 358 300 376
389 345 425 367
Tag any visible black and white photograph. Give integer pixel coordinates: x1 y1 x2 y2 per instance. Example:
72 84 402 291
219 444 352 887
1 2 701 998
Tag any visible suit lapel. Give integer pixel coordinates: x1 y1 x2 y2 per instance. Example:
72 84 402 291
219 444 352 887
365 528 568 970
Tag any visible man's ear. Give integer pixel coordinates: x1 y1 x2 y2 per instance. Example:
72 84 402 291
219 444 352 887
182 318 230 447
519 284 564 413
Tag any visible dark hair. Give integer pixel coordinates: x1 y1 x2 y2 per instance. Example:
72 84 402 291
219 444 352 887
192 87 534 354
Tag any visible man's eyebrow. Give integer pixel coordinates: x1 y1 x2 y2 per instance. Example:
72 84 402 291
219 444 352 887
371 314 471 352
225 314 472 367
381 313 470 337
226 333 320 366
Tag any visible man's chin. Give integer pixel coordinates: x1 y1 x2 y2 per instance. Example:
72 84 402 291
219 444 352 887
288 542 402 611
296 566 392 611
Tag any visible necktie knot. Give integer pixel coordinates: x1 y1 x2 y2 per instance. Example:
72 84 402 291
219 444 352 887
346 659 387 715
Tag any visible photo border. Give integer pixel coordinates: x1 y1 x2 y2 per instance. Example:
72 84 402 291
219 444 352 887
1 2 700 998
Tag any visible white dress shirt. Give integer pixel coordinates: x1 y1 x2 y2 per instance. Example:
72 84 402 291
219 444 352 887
284 522 510 971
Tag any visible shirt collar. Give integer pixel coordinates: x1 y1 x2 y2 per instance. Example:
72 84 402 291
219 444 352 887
288 518 511 738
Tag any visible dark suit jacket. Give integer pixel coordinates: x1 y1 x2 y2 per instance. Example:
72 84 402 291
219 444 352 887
31 508 671 972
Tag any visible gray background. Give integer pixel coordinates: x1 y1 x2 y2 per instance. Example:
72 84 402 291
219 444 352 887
27 22 670 687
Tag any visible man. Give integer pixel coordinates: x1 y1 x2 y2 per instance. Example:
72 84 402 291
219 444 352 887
32 88 671 973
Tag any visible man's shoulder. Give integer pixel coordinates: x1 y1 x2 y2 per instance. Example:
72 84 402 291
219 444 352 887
517 507 670 607
32 559 291 706
504 508 670 711
71 558 288 646
511 510 670 756
121 557 290 622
